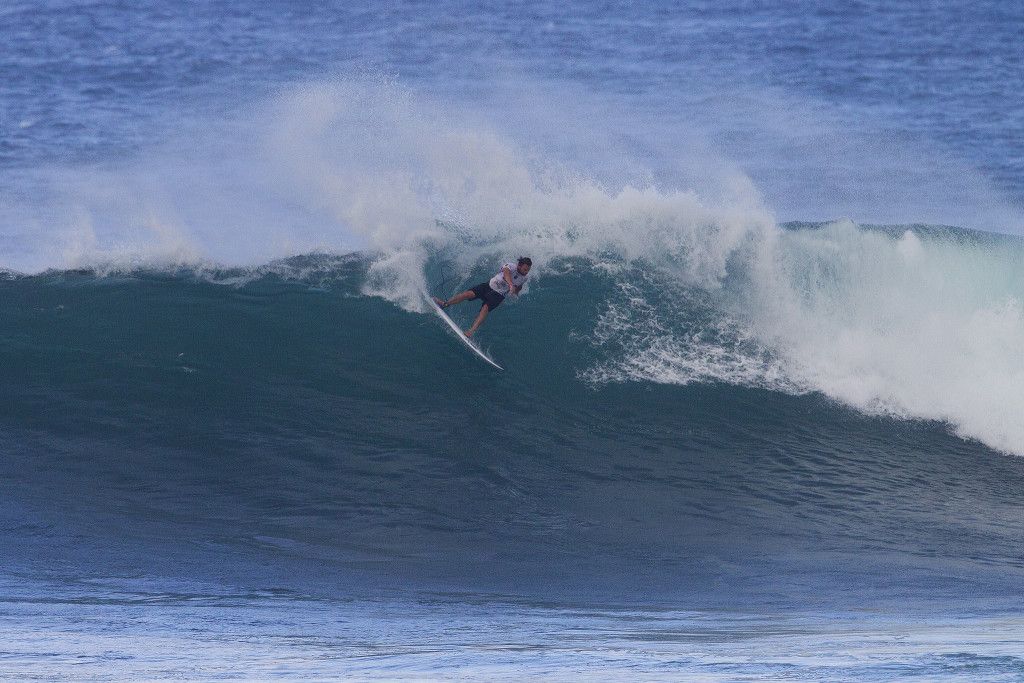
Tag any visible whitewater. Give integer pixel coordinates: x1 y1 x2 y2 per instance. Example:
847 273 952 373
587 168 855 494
2 1 1024 679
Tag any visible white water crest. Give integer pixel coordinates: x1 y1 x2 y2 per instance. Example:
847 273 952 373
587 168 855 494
753 222 1024 455
5 77 776 307
588 221 1024 457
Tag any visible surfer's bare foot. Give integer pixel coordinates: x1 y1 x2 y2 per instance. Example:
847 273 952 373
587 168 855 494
464 329 474 338
432 296 448 308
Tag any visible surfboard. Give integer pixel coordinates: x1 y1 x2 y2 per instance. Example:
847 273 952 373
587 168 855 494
424 291 503 370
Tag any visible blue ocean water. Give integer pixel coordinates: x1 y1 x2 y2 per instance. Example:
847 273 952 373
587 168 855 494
2 1 1024 679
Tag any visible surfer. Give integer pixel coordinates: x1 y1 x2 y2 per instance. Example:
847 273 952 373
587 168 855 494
433 257 532 337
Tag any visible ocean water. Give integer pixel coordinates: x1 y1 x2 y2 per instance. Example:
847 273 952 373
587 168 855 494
2 1 1024 679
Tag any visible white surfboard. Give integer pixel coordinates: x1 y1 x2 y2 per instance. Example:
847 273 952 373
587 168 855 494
424 291 503 370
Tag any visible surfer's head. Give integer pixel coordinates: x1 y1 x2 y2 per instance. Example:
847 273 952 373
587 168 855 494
517 257 532 275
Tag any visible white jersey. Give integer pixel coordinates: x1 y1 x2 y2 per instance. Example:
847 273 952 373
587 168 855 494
488 262 528 295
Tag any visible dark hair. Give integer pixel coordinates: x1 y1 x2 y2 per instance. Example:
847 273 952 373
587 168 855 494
518 257 532 267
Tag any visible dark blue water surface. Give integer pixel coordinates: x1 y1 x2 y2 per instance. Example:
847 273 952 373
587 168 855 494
2 1 1024 679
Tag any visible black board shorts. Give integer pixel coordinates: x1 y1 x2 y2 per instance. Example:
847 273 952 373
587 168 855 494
470 282 505 310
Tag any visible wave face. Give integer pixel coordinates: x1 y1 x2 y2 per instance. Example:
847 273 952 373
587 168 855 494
2 243 1023 608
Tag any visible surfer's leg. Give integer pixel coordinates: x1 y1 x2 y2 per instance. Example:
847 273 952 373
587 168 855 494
465 304 489 337
442 290 476 308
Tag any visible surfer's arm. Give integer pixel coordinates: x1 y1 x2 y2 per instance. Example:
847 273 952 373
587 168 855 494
502 266 517 296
